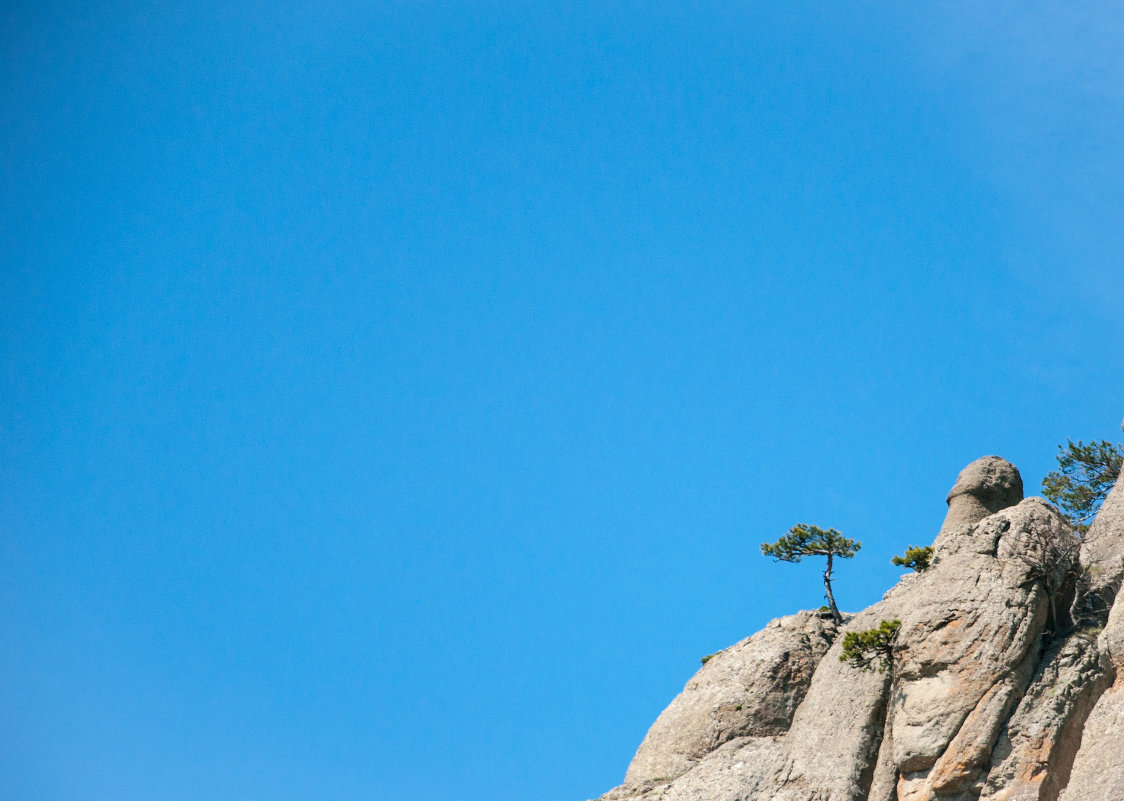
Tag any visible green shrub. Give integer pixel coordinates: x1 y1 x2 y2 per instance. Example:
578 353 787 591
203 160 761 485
891 545 933 572
840 619 901 672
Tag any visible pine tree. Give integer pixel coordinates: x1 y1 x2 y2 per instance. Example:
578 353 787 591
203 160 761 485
761 524 860 624
1041 439 1123 533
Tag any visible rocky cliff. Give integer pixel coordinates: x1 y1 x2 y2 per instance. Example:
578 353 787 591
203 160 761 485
595 435 1124 801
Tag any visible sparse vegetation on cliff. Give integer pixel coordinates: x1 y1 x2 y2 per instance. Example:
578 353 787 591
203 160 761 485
891 545 933 572
839 619 900 672
606 443 1124 801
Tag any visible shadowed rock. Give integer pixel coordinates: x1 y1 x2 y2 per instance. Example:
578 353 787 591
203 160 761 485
1057 427 1124 801
1056 586 1124 801
980 629 1112 801
1077 417 1124 614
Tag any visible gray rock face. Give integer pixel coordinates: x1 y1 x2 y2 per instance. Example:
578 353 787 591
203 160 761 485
888 499 1076 801
940 456 1024 536
1056 580 1124 801
771 598 901 801
980 629 1112 801
595 452 1124 801
597 596 905 801
624 611 838 785
1078 471 1124 613
602 603 899 801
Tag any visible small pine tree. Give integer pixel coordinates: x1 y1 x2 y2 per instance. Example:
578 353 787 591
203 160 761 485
891 545 933 572
1041 439 1124 534
840 619 901 672
761 524 860 625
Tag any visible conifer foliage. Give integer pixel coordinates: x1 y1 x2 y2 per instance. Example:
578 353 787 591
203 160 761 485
761 524 859 624
840 619 901 672
891 545 933 572
1042 439 1123 534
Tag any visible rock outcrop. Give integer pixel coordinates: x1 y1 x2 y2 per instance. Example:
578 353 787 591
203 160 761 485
888 498 1076 801
595 449 1124 801
1054 598 1124 801
940 457 1025 536
980 629 1111 801
1077 459 1124 615
625 611 838 785
1053 421 1124 800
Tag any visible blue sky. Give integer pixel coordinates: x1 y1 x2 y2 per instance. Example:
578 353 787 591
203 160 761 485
2 3 1123 800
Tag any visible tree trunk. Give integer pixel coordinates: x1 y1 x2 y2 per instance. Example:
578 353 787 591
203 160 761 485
823 552 842 624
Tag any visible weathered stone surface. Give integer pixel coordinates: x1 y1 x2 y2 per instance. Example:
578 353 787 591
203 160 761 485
618 737 786 801
1053 437 1124 801
980 629 1112 801
1055 576 1124 801
596 602 899 801
770 600 898 801
624 611 838 785
940 456 1024 536
599 590 912 801
889 498 1076 800
1078 471 1124 615
1074 418 1124 619
867 710 900 801
594 454 1120 801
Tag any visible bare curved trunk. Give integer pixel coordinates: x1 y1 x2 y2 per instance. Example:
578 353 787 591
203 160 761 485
824 552 842 624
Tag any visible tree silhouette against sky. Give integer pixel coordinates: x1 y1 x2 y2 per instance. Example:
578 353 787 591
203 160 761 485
761 524 861 625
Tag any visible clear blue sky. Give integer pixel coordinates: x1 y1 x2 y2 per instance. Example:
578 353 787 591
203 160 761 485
2 3 1122 800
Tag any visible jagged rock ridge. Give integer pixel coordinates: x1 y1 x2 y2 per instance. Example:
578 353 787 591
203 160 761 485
595 440 1124 801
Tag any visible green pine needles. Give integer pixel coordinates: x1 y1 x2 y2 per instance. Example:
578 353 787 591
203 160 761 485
840 619 901 672
761 524 860 625
1042 439 1123 534
891 545 933 572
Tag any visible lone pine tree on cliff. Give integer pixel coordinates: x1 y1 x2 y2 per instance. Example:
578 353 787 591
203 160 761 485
761 524 860 625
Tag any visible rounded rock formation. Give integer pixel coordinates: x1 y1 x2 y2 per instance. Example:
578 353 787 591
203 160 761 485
623 611 838 786
940 456 1024 535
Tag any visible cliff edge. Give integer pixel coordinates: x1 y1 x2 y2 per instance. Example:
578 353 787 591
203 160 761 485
595 440 1124 801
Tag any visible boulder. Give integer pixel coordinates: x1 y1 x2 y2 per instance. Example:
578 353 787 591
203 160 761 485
940 457 1024 536
624 610 838 785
